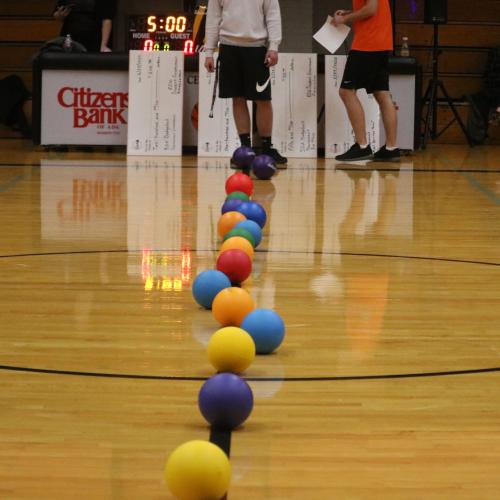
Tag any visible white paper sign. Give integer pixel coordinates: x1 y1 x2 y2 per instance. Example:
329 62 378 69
313 16 351 54
324 55 380 158
41 70 129 145
198 53 251 157
127 50 184 156
270 54 318 158
379 74 416 150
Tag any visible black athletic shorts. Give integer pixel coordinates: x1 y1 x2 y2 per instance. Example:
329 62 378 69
340 50 391 94
218 44 271 101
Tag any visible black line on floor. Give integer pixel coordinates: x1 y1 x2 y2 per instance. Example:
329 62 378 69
209 427 232 458
1 162 500 174
0 249 498 267
1 364 499 381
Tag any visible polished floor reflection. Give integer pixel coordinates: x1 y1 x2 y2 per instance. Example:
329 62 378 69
0 139 499 499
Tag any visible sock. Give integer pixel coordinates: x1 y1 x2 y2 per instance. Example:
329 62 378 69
239 133 251 147
358 143 368 149
386 146 397 151
261 136 273 151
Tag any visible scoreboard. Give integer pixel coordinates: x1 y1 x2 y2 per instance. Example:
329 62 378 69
127 10 206 55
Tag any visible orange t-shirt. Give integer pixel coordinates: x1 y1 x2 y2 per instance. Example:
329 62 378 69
351 0 393 52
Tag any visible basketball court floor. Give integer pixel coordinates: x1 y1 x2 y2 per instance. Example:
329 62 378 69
0 139 499 499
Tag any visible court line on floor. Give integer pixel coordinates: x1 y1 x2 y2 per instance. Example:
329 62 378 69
1 162 500 174
0 249 498 267
210 428 232 457
0 174 25 194
1 364 499 381
456 169 500 205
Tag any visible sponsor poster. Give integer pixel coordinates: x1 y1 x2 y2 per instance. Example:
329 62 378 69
379 74 416 151
197 53 251 157
183 72 200 147
41 70 129 145
270 53 318 158
325 55 380 158
127 50 184 156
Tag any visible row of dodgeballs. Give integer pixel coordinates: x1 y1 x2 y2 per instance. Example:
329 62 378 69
165 170 285 499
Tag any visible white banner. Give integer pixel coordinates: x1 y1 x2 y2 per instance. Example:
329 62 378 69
271 54 318 158
379 74 416 151
325 55 380 158
197 53 251 157
127 50 184 156
41 70 129 146
183 72 200 147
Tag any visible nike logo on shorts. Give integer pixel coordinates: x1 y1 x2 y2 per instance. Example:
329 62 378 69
256 76 271 93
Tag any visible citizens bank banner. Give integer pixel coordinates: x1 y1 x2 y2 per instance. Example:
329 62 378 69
325 55 380 158
197 53 251 157
270 54 318 158
41 70 129 145
127 51 184 156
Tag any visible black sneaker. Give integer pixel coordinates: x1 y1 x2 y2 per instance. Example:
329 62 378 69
264 148 288 168
335 143 373 162
373 145 401 162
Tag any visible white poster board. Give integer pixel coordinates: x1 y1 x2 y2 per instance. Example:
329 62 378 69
127 50 184 156
197 53 251 157
325 55 380 158
183 72 200 147
41 70 128 145
271 54 318 158
379 74 416 151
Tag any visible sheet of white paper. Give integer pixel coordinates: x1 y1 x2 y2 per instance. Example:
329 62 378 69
313 16 351 54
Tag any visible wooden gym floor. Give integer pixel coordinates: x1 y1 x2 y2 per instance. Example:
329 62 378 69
0 139 499 499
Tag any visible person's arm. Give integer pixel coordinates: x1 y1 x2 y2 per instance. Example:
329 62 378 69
204 0 222 72
98 0 116 52
53 2 72 22
101 19 112 52
332 0 378 26
264 0 282 67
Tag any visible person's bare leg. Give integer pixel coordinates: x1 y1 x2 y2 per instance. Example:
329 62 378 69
339 88 367 145
232 97 251 134
255 100 273 137
255 100 287 165
374 91 397 148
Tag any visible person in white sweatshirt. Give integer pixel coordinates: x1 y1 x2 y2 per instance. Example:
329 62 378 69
204 0 287 166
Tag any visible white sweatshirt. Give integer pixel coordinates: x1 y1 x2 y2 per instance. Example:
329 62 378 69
205 0 282 56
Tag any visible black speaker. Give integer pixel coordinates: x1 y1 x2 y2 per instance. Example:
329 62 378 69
424 0 448 24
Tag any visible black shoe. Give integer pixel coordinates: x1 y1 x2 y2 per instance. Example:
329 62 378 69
335 143 373 162
263 147 288 168
373 145 401 162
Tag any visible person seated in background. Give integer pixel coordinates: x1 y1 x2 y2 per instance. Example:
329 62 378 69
465 45 500 143
53 0 117 53
0 75 32 138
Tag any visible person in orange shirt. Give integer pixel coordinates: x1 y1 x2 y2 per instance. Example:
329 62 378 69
332 0 400 162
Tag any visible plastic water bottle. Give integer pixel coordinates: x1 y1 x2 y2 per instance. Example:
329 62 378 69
63 34 73 53
400 37 410 57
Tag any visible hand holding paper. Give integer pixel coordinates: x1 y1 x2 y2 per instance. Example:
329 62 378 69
313 15 351 54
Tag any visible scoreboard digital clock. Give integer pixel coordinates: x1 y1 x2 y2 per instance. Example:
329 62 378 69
128 11 206 55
